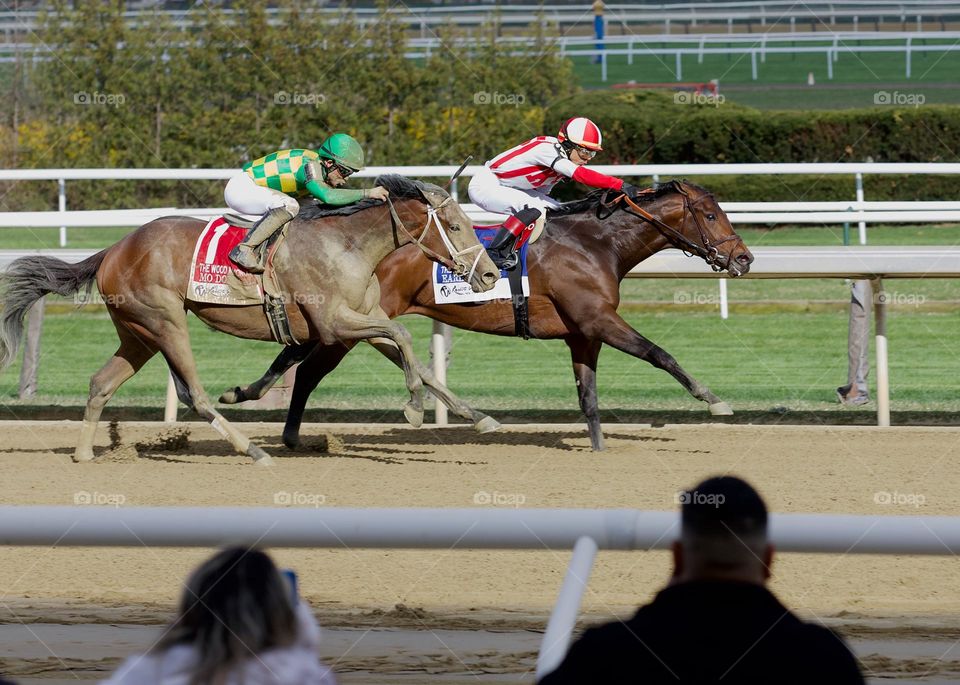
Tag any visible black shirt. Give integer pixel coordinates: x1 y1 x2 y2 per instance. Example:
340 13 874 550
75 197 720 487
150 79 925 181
539 580 864 684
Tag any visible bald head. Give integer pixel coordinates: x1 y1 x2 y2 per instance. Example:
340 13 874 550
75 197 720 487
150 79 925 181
673 476 773 584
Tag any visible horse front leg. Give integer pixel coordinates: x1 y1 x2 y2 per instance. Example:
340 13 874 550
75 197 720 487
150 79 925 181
366 332 500 433
593 308 733 416
219 342 315 404
564 335 605 451
282 341 355 449
328 306 428 427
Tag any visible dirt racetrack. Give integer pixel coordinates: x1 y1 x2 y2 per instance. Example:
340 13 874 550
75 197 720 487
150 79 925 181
2 420 960 683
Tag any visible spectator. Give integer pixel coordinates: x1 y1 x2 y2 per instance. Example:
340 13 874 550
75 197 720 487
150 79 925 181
837 279 872 406
103 547 336 685
539 476 864 684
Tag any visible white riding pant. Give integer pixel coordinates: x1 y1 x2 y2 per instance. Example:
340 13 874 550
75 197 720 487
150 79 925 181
224 172 300 217
467 166 561 217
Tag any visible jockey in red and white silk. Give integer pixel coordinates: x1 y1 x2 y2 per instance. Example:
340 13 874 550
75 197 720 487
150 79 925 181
468 117 632 269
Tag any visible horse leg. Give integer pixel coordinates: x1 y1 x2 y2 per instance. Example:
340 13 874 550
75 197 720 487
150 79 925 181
366 335 500 433
594 308 732 415
156 318 274 465
75 327 157 462
564 336 605 451
282 341 355 449
328 307 439 428
219 342 315 404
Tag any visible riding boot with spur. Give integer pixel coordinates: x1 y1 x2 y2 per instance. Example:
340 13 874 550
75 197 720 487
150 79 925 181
229 207 295 274
486 207 541 271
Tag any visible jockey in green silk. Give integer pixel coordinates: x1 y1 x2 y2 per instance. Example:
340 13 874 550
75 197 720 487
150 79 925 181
224 133 389 273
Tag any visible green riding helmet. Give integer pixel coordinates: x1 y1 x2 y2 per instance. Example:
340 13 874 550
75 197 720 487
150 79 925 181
318 133 365 173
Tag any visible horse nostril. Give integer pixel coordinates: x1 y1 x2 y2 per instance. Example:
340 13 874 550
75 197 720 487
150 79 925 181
483 270 498 284
737 253 753 265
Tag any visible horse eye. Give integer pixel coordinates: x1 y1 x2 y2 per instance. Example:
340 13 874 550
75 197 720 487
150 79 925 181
449 223 461 231
706 213 716 221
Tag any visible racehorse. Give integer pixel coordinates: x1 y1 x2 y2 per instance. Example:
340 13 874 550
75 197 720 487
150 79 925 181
0 175 501 465
222 180 754 451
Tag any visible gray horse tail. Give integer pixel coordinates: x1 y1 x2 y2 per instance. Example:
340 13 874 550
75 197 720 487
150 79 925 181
0 250 108 370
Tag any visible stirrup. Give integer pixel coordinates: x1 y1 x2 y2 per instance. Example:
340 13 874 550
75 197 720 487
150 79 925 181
230 245 265 274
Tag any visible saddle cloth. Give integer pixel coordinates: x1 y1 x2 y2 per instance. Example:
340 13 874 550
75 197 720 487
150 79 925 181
186 217 283 306
432 225 530 305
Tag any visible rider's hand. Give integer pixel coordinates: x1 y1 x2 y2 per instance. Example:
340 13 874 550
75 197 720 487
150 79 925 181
620 183 640 198
367 186 390 202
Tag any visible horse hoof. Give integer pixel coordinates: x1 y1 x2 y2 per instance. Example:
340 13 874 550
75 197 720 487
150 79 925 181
709 402 734 416
282 432 301 450
474 416 501 434
404 403 424 428
247 443 274 465
73 449 95 463
219 387 242 404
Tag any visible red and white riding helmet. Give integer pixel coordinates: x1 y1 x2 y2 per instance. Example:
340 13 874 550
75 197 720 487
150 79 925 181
558 117 603 151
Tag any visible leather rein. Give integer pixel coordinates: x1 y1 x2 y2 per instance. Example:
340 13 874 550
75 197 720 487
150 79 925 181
604 186 739 273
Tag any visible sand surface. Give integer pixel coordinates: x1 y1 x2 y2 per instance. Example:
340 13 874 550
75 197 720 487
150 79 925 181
2 420 960 682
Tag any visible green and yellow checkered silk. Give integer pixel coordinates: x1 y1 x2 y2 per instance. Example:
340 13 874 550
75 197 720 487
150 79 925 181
243 149 319 195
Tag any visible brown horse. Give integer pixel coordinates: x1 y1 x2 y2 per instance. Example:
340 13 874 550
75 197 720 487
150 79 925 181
0 175 501 465
223 180 754 451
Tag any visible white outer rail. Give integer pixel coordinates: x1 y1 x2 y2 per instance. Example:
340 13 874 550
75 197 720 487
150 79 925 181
2 505 960 678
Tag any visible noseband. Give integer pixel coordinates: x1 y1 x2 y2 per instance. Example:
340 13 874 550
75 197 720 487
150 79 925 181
386 195 485 283
607 186 739 273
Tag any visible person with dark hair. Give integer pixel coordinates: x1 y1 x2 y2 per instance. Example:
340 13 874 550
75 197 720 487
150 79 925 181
103 547 336 685
539 476 864 684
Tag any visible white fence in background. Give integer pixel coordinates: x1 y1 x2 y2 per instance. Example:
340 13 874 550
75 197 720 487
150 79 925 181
4 1 960 38
2 505 960 677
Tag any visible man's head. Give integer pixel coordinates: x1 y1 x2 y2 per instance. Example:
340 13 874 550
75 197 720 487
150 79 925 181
672 476 773 585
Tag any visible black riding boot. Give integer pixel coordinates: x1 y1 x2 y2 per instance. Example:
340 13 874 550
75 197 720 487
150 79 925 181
486 207 541 270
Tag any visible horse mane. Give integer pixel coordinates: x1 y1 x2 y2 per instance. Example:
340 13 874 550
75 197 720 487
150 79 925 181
297 174 443 220
547 179 711 218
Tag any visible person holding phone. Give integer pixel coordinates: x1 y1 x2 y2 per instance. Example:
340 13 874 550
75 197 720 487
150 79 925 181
102 547 336 685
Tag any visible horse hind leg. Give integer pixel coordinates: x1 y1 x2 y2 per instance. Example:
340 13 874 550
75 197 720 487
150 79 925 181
367 336 500 433
219 342 314 405
155 318 273 466
75 328 157 462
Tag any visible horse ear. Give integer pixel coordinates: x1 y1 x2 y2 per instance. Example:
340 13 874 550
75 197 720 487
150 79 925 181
418 184 448 208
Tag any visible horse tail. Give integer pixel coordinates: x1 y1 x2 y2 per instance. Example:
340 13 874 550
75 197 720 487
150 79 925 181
0 250 108 370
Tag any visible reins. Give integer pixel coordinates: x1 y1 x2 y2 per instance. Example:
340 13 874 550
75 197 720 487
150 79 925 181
610 186 739 273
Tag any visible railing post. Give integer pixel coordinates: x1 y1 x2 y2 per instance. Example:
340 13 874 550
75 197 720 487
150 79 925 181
855 172 866 244
873 277 890 427
58 178 67 247
536 535 599 679
601 51 607 82
905 36 912 78
675 50 682 80
431 321 450 426
164 372 178 422
718 278 729 320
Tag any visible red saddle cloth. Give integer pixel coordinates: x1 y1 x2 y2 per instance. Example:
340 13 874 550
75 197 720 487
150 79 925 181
186 217 263 305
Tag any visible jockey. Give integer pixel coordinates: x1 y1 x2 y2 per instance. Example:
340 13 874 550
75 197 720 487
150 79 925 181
225 133 390 273
468 117 636 269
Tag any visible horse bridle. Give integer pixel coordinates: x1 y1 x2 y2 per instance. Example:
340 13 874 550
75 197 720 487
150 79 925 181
608 185 739 273
386 194 486 283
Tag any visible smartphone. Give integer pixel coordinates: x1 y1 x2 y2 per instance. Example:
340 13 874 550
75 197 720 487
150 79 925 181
281 569 298 606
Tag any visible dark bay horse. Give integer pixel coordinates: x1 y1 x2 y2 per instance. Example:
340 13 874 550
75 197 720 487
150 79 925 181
224 180 754 451
0 175 501 465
